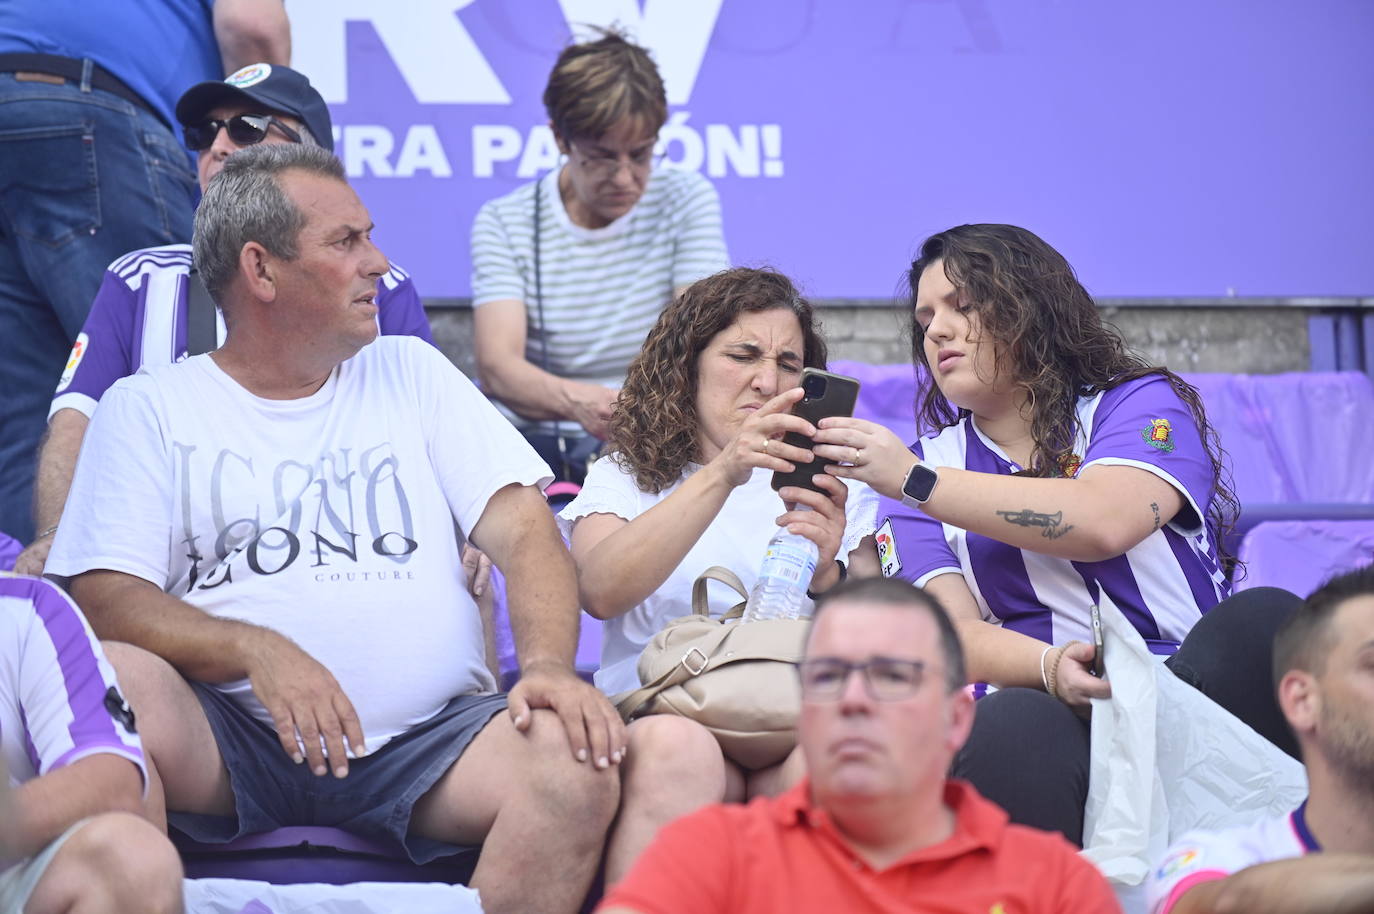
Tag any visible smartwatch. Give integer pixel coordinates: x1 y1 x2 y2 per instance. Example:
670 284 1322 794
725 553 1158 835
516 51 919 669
900 461 939 507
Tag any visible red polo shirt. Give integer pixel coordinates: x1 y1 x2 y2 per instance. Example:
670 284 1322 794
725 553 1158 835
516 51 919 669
599 779 1120 914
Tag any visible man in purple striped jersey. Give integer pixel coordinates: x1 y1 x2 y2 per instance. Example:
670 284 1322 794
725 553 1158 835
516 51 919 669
15 63 433 576
0 574 182 913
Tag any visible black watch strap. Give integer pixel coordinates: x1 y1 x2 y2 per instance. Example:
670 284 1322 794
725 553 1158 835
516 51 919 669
806 559 848 600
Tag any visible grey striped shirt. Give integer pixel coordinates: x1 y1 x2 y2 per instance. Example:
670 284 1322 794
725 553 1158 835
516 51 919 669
471 166 729 434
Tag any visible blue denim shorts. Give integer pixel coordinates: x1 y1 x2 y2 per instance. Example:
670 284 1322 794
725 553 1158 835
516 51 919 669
171 682 508 865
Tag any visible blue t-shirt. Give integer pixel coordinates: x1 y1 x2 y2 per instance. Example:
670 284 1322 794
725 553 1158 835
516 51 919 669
0 0 221 132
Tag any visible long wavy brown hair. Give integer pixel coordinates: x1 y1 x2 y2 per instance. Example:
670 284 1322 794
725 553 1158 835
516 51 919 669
909 224 1240 568
610 267 827 493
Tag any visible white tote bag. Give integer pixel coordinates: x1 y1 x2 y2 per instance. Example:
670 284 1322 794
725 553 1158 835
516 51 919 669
1081 596 1307 909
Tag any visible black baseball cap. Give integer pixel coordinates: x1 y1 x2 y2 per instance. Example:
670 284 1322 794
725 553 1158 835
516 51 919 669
176 63 334 152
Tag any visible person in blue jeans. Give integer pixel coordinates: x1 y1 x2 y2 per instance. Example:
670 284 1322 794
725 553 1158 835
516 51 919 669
0 0 288 543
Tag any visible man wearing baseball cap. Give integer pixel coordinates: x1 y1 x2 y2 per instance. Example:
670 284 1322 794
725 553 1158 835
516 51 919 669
16 63 433 576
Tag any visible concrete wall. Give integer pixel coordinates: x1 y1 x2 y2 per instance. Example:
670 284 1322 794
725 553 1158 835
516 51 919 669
426 301 1313 378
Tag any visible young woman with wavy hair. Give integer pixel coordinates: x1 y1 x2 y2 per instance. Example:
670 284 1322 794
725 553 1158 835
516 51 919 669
813 224 1300 844
558 266 878 881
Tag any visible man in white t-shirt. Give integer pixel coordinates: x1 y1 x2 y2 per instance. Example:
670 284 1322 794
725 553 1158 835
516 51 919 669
1146 564 1374 914
46 143 624 914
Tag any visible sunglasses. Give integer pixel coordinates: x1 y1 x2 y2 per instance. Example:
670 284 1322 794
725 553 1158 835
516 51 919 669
184 114 303 151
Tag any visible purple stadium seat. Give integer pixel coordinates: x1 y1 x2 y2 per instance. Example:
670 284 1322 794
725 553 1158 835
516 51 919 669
173 826 475 885
1235 520 1374 597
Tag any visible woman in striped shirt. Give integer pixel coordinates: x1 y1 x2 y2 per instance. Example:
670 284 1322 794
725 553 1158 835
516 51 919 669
470 29 728 485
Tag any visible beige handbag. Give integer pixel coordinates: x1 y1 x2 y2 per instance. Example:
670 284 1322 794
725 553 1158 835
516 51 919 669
613 567 809 771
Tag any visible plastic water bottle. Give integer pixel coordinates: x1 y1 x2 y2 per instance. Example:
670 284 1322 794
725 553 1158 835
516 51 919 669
742 507 818 622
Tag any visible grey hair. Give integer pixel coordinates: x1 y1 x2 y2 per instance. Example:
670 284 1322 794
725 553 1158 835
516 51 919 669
192 143 345 302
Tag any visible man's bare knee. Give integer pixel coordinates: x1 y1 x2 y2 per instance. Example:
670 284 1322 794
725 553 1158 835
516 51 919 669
622 715 728 805
102 640 181 692
31 812 183 914
518 710 620 821
101 639 232 815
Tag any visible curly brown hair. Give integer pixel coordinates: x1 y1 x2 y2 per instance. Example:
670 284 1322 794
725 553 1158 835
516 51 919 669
610 268 828 493
909 224 1240 568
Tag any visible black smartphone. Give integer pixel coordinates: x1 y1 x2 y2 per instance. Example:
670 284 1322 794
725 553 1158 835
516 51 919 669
770 367 861 494
1089 604 1105 677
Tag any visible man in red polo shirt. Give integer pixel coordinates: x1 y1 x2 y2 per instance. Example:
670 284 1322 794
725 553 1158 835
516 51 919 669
599 577 1120 914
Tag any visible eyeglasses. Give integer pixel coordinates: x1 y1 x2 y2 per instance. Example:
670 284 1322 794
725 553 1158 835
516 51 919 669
184 114 303 151
569 140 660 179
797 657 927 702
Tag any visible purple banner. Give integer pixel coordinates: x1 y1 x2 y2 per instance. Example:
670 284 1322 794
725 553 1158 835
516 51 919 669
289 0 1374 299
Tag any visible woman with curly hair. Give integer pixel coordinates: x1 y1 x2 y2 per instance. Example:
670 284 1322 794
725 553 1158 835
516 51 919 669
558 266 878 881
812 223 1301 845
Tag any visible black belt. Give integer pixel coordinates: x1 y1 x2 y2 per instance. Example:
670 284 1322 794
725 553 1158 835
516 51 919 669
0 53 169 130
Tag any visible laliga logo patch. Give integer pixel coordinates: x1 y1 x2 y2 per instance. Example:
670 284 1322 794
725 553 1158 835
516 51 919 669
226 63 272 88
55 332 88 393
1156 847 1200 879
876 518 902 577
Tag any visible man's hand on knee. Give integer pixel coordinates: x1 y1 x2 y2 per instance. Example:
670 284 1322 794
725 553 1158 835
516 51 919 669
508 660 626 770
243 629 366 778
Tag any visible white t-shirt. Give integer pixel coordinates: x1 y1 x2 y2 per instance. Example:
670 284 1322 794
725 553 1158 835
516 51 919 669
1146 803 1318 914
559 458 879 695
47 336 551 749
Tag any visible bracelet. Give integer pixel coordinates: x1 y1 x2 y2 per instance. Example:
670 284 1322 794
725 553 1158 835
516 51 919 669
1044 646 1062 699
806 559 847 600
1039 645 1054 693
1047 641 1085 702
35 524 58 540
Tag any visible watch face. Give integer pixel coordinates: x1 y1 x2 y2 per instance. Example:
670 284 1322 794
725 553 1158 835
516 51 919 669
904 464 938 502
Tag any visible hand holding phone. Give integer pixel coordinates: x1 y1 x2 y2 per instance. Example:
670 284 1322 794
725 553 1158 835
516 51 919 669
771 368 860 494
1089 604 1105 677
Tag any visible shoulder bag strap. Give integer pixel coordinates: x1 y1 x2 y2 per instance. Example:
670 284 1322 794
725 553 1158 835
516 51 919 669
691 566 749 618
614 567 755 719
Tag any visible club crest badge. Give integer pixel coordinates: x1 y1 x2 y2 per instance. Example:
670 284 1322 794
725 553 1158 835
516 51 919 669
876 518 902 578
1141 418 1175 453
226 63 272 88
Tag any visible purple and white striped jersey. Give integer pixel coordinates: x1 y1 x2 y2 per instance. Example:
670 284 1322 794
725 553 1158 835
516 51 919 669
1146 802 1318 914
878 375 1230 653
49 244 434 419
0 575 144 790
